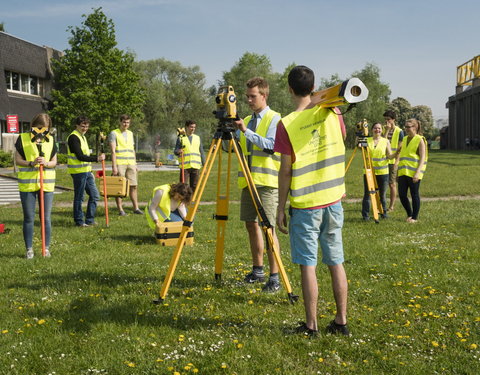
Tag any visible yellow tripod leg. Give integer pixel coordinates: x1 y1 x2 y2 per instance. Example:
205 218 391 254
362 147 380 223
231 138 298 304
214 140 232 279
154 138 223 303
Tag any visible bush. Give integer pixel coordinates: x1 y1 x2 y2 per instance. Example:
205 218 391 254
0 150 13 167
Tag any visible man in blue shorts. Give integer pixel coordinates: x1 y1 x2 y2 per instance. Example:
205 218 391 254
275 65 350 336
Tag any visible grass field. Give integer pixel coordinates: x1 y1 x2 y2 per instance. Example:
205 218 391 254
0 150 479 374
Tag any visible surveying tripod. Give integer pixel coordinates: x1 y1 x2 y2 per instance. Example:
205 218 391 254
345 120 383 223
153 89 299 304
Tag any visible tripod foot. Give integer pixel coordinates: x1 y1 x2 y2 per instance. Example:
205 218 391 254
215 273 222 281
288 293 299 304
152 298 165 305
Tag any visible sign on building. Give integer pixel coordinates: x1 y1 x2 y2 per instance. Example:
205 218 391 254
6 114 19 133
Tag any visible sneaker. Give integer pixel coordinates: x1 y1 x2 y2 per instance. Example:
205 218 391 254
85 222 98 226
262 279 281 293
326 320 350 336
76 223 89 227
292 322 318 337
45 249 51 257
133 209 143 215
26 248 34 259
244 271 265 283
119 210 127 216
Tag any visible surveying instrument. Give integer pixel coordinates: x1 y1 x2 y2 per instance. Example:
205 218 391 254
154 85 300 304
345 119 384 223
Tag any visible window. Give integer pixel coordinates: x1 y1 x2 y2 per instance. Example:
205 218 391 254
4 70 42 96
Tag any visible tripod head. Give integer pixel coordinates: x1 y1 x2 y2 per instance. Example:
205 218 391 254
213 85 238 133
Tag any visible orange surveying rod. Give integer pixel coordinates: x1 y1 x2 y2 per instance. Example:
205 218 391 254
37 147 46 257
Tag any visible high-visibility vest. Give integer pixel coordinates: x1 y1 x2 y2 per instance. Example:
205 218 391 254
367 137 389 176
398 135 428 179
18 133 56 192
385 126 401 165
285 107 345 208
113 129 135 165
237 109 281 189
180 134 202 169
67 130 92 174
145 184 172 229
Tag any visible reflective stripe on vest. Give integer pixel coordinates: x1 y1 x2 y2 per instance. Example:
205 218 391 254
114 129 135 165
181 134 202 169
145 184 172 229
284 107 345 208
388 126 401 165
18 133 56 192
67 130 92 174
237 109 280 189
398 135 428 179
367 137 389 175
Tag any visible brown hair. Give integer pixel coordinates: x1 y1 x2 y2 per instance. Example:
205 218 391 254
246 77 269 97
169 182 193 205
31 113 52 130
405 118 422 135
119 114 131 122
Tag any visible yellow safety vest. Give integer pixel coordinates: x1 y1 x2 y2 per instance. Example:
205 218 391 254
18 133 56 192
398 135 428 179
145 184 172 229
385 126 401 165
180 134 202 169
367 137 389 176
114 129 135 165
238 109 281 189
285 107 345 208
67 130 92 174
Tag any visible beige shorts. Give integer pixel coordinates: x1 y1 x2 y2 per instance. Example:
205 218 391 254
117 164 138 186
240 186 278 225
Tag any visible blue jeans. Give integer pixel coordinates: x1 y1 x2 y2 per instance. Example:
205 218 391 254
71 172 100 225
362 174 388 219
20 191 54 249
165 209 183 222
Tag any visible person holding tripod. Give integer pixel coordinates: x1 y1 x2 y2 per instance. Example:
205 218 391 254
14 113 57 258
67 116 105 227
234 77 282 293
275 65 349 336
174 120 205 192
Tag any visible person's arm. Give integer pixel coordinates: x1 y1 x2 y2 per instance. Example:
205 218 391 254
199 138 206 165
178 202 187 220
413 138 426 183
277 154 292 234
174 137 183 156
385 140 397 159
148 189 164 225
243 114 280 151
68 135 98 163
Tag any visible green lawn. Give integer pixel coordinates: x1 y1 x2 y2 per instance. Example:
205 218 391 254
0 150 479 374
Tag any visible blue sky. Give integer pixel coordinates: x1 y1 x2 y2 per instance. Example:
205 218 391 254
2 0 479 120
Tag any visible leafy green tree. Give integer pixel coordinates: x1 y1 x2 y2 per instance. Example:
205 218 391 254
50 8 144 138
412 105 434 139
388 97 412 128
0 22 5 32
134 58 215 147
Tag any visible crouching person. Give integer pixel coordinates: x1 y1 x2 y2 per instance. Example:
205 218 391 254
145 183 193 228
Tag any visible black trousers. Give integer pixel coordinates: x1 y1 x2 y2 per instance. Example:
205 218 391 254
398 175 422 220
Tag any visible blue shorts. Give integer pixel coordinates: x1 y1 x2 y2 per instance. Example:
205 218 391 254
289 202 344 266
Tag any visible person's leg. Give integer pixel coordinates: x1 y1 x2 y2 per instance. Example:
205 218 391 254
84 172 99 225
300 265 318 330
245 221 264 267
377 174 389 217
71 173 87 225
190 168 199 191
126 165 140 211
388 164 397 211
410 180 422 220
361 175 370 219
42 191 54 249
20 191 36 250
397 175 412 218
328 264 348 325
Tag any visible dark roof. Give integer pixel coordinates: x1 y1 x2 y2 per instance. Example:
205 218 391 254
0 32 62 122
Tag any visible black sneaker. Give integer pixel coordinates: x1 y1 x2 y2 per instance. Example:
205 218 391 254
262 279 281 293
326 320 350 336
292 322 318 337
244 271 265 283
133 209 143 215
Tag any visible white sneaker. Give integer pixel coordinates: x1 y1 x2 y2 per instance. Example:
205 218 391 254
26 249 34 259
45 249 51 257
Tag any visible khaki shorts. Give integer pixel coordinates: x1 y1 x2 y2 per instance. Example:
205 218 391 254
240 186 278 225
117 164 138 186
388 164 398 185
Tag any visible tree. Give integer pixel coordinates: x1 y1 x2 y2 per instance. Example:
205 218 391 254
388 97 412 128
50 8 144 137
222 53 293 118
412 105 435 139
134 58 215 147
0 22 5 32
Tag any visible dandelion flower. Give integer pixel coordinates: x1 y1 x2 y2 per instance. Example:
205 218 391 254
469 344 478 350
431 341 439 347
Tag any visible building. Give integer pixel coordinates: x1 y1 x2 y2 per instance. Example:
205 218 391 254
0 31 62 151
445 55 480 150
